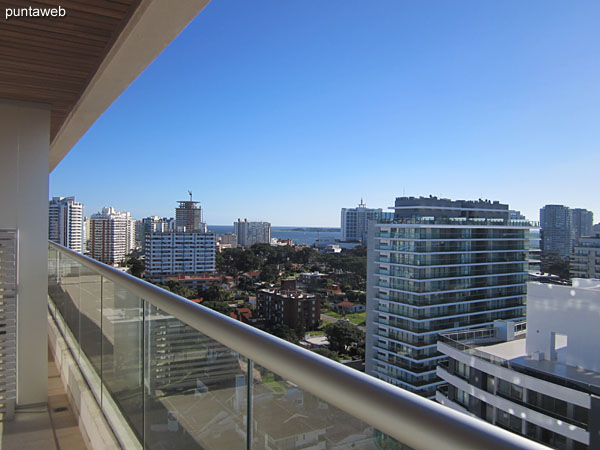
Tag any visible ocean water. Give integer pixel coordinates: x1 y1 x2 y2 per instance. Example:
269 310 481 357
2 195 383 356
207 225 341 246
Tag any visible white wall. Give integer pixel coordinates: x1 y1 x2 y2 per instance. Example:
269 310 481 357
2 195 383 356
0 100 50 406
527 280 600 373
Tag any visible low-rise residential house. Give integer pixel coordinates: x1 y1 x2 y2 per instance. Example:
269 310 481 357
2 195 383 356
334 301 365 314
165 273 233 290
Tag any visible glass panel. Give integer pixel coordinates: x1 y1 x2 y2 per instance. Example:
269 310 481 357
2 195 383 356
101 278 145 443
143 304 247 450
51 253 81 361
47 246 59 316
251 362 407 450
78 265 102 376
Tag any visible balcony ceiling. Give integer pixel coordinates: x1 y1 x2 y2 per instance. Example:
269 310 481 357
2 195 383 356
0 0 141 142
0 0 210 171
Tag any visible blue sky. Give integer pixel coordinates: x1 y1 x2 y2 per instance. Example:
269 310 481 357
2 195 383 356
50 0 600 226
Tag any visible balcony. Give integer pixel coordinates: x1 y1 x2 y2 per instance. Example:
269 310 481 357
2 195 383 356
0 3 548 449
41 242 549 449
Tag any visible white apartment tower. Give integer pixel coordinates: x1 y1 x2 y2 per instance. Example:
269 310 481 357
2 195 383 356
366 196 531 398
145 232 216 281
234 219 271 248
341 200 383 243
48 196 84 253
90 207 136 265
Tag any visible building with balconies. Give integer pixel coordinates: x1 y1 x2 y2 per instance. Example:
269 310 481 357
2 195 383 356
366 196 531 398
437 280 600 449
571 235 600 279
90 206 136 265
234 218 271 248
48 196 84 253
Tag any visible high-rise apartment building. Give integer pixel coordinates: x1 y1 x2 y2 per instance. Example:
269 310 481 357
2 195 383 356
571 234 600 279
234 219 271 248
48 196 83 253
571 208 594 242
540 205 572 258
137 216 172 252
175 192 206 232
144 231 216 281
437 280 600 449
83 216 91 254
509 210 526 221
366 196 530 398
341 200 383 243
90 207 136 265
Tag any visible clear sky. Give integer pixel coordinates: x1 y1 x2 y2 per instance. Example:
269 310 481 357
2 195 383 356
50 0 600 227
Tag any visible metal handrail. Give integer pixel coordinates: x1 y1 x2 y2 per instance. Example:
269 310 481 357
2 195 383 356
49 242 548 450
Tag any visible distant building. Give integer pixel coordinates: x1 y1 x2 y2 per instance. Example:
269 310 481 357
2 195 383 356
437 280 600 450
145 231 216 281
571 234 600 279
138 216 172 251
366 196 531 398
571 208 594 241
334 301 365 314
175 192 206 232
48 196 83 253
165 273 232 290
220 232 238 249
322 244 342 254
509 210 526 220
528 226 542 275
298 272 327 290
540 205 572 257
341 199 382 243
234 219 271 248
90 207 135 265
258 280 321 330
83 216 91 253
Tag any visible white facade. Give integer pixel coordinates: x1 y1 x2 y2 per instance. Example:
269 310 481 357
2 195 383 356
234 219 271 248
437 280 600 449
138 216 171 252
83 216 91 253
90 207 136 265
145 231 216 280
48 196 83 253
341 200 382 242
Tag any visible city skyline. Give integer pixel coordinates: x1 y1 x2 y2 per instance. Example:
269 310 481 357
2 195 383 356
49 0 599 226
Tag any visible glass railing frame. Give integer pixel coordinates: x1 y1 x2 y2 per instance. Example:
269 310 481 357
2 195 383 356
48 241 549 450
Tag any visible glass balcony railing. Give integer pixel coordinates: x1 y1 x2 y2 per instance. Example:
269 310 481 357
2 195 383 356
48 242 546 450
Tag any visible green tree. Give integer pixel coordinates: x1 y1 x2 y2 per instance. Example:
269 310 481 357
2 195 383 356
268 324 300 344
312 348 340 361
260 264 279 283
201 285 233 302
202 301 234 315
163 280 195 299
125 254 145 278
324 321 364 353
541 253 571 279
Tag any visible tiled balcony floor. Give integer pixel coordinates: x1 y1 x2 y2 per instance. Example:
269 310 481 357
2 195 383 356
0 347 89 450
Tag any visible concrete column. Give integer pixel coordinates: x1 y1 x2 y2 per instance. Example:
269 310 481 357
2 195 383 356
0 100 50 406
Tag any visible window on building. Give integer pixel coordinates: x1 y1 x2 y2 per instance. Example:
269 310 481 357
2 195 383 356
456 361 470 380
456 388 469 407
